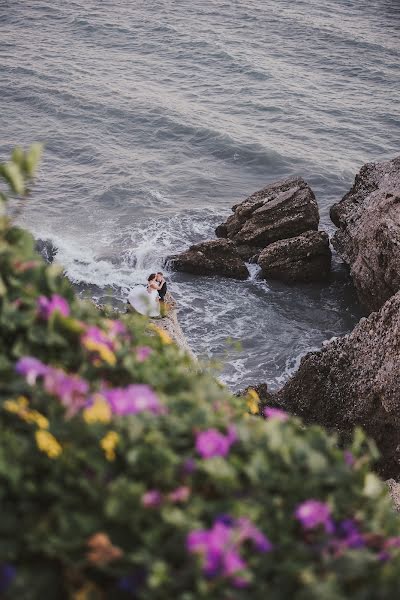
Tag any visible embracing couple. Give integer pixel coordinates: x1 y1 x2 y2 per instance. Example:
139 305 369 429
128 272 167 318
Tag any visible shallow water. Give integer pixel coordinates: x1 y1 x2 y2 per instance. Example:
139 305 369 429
1 0 399 388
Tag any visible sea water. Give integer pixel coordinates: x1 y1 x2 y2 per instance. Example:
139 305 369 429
1 0 399 388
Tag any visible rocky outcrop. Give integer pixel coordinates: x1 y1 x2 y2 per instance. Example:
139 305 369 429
277 290 400 478
167 239 249 279
169 177 331 282
330 156 400 312
258 231 331 283
216 176 319 247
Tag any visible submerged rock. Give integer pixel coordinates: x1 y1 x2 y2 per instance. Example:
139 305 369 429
258 230 331 283
330 156 400 312
35 238 57 263
216 176 319 247
277 290 400 478
167 239 249 279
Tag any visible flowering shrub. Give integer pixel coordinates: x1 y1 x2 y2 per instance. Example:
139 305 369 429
1 148 400 599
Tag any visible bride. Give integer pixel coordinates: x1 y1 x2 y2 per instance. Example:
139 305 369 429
127 273 160 317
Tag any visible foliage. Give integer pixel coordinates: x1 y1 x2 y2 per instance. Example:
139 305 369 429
0 148 400 600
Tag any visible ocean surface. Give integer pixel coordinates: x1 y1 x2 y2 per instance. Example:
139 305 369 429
1 0 399 389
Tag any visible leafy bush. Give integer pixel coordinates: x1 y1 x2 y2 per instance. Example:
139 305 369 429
1 148 400 600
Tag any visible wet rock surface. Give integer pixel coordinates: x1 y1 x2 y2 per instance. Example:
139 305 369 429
276 290 400 478
216 176 319 247
257 230 331 283
167 239 249 279
330 156 400 312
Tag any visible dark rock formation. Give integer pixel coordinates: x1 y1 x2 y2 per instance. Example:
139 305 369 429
277 290 400 478
216 176 319 247
258 230 331 283
35 238 57 264
167 239 249 279
330 156 400 312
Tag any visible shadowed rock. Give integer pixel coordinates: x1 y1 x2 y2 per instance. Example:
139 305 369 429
167 239 249 279
330 156 400 312
277 290 400 478
258 230 331 283
216 176 319 247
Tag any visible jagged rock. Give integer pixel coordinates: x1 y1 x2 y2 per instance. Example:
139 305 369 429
235 245 260 262
167 239 249 280
258 230 331 283
277 290 400 478
35 239 57 263
216 177 319 247
330 156 400 312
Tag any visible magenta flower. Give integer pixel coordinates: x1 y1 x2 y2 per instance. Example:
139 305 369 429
16 357 49 385
187 517 269 586
344 450 355 467
168 486 191 503
182 458 196 474
16 357 89 416
37 294 70 319
236 517 273 552
43 369 89 415
135 346 152 362
264 407 288 421
223 550 248 587
295 500 333 533
82 326 115 350
104 384 164 416
195 426 237 459
106 319 127 337
141 490 162 508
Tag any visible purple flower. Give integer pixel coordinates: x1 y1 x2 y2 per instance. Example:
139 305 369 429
344 450 355 467
16 357 88 415
83 326 115 350
337 519 364 549
295 500 333 533
16 356 49 385
38 294 70 319
236 517 273 552
136 346 152 362
182 458 196 474
264 407 288 421
0 564 16 594
195 427 237 459
141 490 162 508
385 537 400 549
106 319 127 337
187 516 269 585
168 486 190 503
223 550 248 587
104 385 164 416
44 369 89 415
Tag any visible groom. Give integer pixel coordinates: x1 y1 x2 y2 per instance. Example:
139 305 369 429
156 271 167 306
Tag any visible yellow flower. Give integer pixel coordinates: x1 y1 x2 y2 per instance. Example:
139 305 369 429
4 397 49 429
149 323 173 345
246 388 260 415
82 339 116 366
100 431 119 461
4 396 28 413
83 396 111 424
35 430 62 458
27 410 49 430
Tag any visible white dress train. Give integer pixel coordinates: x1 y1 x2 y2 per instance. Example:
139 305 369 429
128 286 160 317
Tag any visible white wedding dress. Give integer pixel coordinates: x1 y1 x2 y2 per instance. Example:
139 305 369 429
128 286 160 317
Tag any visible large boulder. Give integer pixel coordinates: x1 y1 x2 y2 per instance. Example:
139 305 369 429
330 156 400 312
167 239 249 279
258 230 331 283
216 177 319 247
277 290 400 478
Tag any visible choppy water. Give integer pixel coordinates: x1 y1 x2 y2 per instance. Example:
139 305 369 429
1 0 399 389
